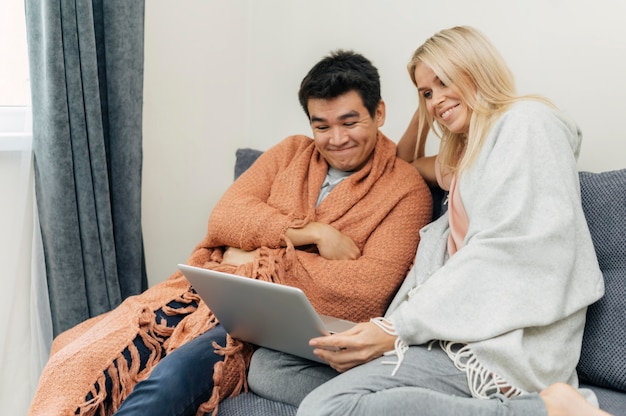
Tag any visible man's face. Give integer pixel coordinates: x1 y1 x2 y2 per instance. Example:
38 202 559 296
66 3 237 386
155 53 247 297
308 90 385 172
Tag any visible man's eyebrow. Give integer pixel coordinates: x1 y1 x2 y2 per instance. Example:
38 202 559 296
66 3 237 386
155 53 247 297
310 110 360 123
338 110 360 120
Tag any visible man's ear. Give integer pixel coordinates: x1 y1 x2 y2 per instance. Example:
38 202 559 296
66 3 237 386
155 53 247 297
375 100 386 127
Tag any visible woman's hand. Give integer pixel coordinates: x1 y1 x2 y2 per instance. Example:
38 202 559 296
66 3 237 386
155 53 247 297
309 321 397 372
222 247 257 266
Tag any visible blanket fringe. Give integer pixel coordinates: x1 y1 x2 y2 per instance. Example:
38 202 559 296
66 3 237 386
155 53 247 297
440 341 524 399
65 260 288 416
162 290 203 317
195 336 255 416
74 295 202 415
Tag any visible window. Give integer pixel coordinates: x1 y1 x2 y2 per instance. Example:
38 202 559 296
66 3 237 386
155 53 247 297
0 0 31 107
0 0 31 150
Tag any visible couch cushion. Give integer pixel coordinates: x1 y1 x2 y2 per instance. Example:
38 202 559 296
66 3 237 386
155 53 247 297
234 148 264 180
217 392 297 416
581 383 626 415
577 169 626 393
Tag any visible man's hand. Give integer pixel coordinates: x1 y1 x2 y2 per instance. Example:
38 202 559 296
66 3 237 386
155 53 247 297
314 222 361 260
286 222 361 261
309 321 396 372
222 247 257 266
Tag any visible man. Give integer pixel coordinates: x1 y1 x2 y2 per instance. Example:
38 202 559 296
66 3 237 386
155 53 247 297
29 50 432 416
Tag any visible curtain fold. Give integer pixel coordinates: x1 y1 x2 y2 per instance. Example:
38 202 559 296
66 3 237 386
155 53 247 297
25 0 147 336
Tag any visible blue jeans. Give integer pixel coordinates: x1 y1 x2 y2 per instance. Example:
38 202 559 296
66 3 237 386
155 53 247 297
113 324 227 416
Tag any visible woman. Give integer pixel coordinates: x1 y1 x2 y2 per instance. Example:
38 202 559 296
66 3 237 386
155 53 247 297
295 26 609 416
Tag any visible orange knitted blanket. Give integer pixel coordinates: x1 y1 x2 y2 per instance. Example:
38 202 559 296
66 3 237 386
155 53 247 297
28 133 432 416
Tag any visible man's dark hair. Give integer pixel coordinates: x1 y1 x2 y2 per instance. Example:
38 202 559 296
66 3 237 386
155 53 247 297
298 50 381 119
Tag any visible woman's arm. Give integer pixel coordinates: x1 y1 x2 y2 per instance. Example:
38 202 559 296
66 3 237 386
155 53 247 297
391 104 602 346
309 321 396 372
412 156 438 187
397 109 438 187
397 109 427 162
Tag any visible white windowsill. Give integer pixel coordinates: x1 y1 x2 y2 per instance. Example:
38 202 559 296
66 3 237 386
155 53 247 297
0 106 32 152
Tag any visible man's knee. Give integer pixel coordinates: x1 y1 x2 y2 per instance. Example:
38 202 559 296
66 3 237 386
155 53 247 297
247 348 276 392
248 348 338 407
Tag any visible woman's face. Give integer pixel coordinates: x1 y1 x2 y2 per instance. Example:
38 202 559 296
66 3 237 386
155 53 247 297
413 62 471 135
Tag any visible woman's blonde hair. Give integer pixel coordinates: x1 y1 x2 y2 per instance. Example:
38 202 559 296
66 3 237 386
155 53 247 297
408 26 552 173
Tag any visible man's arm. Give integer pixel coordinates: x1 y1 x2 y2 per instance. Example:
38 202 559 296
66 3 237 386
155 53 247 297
223 164 432 323
285 222 360 260
204 137 309 251
223 222 360 266
280 178 432 323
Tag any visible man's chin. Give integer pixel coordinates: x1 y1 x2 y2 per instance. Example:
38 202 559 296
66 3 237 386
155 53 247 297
329 162 354 172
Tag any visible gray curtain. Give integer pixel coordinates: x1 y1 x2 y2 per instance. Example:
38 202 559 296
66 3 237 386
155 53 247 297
25 0 147 336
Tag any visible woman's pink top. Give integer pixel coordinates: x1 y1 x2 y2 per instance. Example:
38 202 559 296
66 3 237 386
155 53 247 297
435 155 469 256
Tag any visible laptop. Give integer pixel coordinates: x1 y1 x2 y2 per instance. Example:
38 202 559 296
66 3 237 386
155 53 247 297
178 264 356 364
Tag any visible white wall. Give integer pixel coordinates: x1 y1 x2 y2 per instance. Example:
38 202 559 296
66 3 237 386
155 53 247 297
143 0 626 286
143 1 247 285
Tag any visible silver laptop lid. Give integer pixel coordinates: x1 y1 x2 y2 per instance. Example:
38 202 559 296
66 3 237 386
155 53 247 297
178 264 354 363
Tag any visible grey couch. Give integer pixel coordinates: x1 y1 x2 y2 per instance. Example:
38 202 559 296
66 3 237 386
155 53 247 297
215 148 626 416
